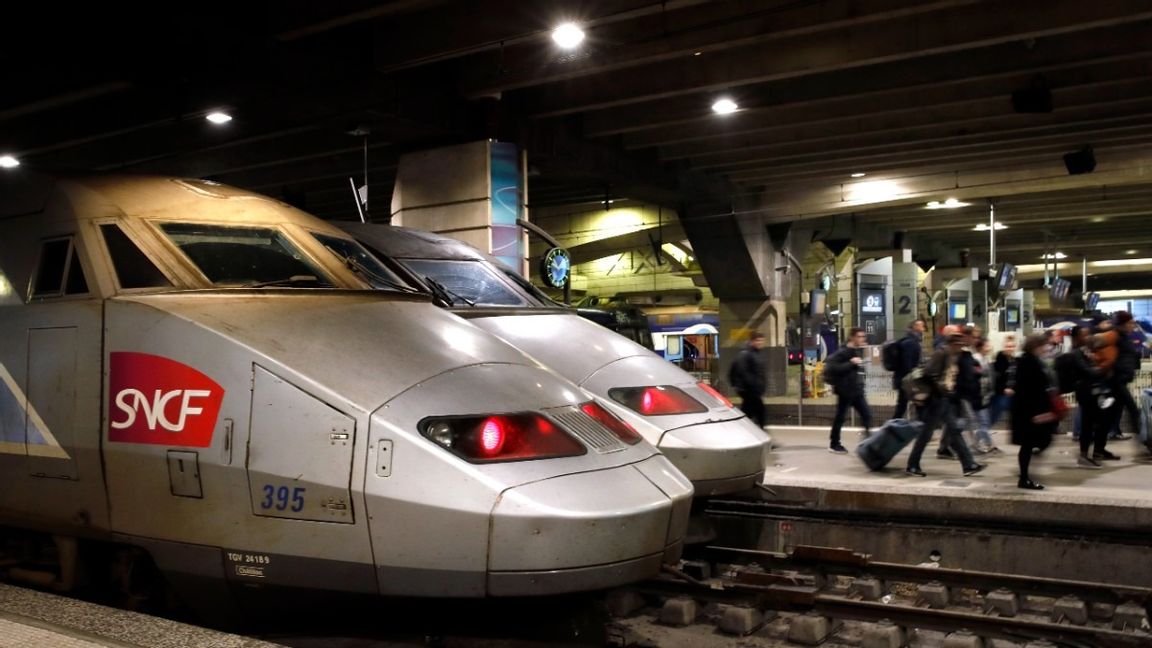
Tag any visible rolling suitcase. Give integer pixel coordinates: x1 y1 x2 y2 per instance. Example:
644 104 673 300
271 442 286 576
856 418 923 471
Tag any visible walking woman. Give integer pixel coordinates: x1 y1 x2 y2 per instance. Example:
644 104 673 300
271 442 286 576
1011 333 1061 490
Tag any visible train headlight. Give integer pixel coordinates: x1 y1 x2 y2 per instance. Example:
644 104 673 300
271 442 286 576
580 401 643 445
607 386 708 416
697 382 734 408
419 414 587 463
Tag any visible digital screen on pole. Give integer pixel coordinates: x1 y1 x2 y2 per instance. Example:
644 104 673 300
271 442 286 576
950 302 967 321
860 290 884 315
1006 307 1019 325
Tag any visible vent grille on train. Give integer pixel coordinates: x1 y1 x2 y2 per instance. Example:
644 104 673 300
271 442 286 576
549 407 626 453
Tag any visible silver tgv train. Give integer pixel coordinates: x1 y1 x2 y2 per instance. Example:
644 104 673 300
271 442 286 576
338 223 773 496
0 173 693 613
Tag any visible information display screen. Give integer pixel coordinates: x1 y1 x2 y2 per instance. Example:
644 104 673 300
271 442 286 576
860 290 885 315
949 301 968 322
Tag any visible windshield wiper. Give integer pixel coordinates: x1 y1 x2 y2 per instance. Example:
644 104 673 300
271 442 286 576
424 276 474 307
243 275 325 288
344 255 424 295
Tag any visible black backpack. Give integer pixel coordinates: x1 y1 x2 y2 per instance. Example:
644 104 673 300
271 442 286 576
881 338 902 371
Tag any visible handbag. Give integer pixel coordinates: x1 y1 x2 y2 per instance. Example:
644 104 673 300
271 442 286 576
1048 389 1070 421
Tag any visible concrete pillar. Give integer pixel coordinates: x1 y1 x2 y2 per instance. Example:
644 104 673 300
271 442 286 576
390 140 528 275
718 298 788 396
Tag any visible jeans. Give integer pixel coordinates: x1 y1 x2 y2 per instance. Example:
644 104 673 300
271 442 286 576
908 398 978 471
831 391 873 446
985 393 1011 428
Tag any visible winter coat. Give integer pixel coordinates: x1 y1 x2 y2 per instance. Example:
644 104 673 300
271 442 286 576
825 346 865 399
1010 352 1058 448
730 346 767 395
890 332 922 389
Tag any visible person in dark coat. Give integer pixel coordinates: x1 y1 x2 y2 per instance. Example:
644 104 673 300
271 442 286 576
1011 333 1060 490
1056 326 1108 467
730 331 767 428
824 327 874 453
891 319 925 419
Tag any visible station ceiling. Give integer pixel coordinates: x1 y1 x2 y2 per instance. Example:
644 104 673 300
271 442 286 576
3 1 1150 278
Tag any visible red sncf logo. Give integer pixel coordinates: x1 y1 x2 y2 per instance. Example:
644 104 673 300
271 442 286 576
108 352 224 447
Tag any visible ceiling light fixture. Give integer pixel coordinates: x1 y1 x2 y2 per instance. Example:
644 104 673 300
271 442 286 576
1041 252 1067 260
1126 249 1137 255
551 22 585 49
850 172 866 178
206 112 233 124
973 222 1007 231
926 198 970 209
693 51 702 56
0 155 19 168
711 98 738 115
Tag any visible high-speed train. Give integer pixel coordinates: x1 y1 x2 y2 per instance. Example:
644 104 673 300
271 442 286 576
0 173 693 617
338 223 772 496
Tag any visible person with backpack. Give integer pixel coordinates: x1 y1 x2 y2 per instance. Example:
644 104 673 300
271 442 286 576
729 331 767 428
888 319 925 419
825 328 874 453
905 332 986 478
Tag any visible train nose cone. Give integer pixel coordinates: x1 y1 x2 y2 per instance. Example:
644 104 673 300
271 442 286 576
486 454 691 596
656 418 770 496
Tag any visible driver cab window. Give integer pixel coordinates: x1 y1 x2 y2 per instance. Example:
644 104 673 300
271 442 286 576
100 224 172 289
31 236 89 299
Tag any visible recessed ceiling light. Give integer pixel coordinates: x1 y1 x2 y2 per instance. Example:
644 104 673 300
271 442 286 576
1041 252 1067 259
693 51 702 56
551 22 585 49
850 172 866 178
0 155 19 168
1126 249 1137 255
973 222 1007 231
711 98 738 115
1091 216 1106 223
206 112 233 124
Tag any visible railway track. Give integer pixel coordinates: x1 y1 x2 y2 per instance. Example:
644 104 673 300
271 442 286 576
607 544 1151 647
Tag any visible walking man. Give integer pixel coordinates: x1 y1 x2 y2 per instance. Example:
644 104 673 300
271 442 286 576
730 331 767 428
892 319 925 419
905 332 986 477
825 328 874 453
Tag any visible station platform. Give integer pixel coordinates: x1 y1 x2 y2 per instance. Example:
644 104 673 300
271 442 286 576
0 583 280 648
703 425 1152 590
757 425 1152 533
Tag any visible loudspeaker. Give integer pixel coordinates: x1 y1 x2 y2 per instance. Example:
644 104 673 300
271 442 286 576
1012 86 1053 113
1063 146 1096 175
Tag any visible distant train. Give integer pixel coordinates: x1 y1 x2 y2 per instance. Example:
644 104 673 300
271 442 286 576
0 173 693 618
338 223 773 496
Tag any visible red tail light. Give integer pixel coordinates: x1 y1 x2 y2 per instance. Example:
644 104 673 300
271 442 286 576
608 386 708 416
697 382 733 408
420 413 586 463
580 401 643 445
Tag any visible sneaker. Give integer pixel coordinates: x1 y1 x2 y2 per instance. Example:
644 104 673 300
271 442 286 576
936 448 956 460
1018 479 1045 490
829 443 848 454
1077 454 1103 468
906 467 926 477
1109 433 1132 441
962 464 987 477
1093 450 1121 461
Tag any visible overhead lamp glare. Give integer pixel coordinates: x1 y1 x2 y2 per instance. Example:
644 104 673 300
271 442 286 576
206 112 233 124
0 155 19 169
551 23 585 49
926 198 970 209
850 172 866 178
711 98 738 115
1041 252 1067 260
973 222 1007 231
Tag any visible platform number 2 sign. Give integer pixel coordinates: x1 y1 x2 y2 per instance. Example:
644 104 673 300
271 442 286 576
897 295 912 315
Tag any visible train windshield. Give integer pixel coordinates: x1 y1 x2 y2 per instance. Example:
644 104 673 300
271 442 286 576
312 233 422 294
402 259 528 306
159 223 334 288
